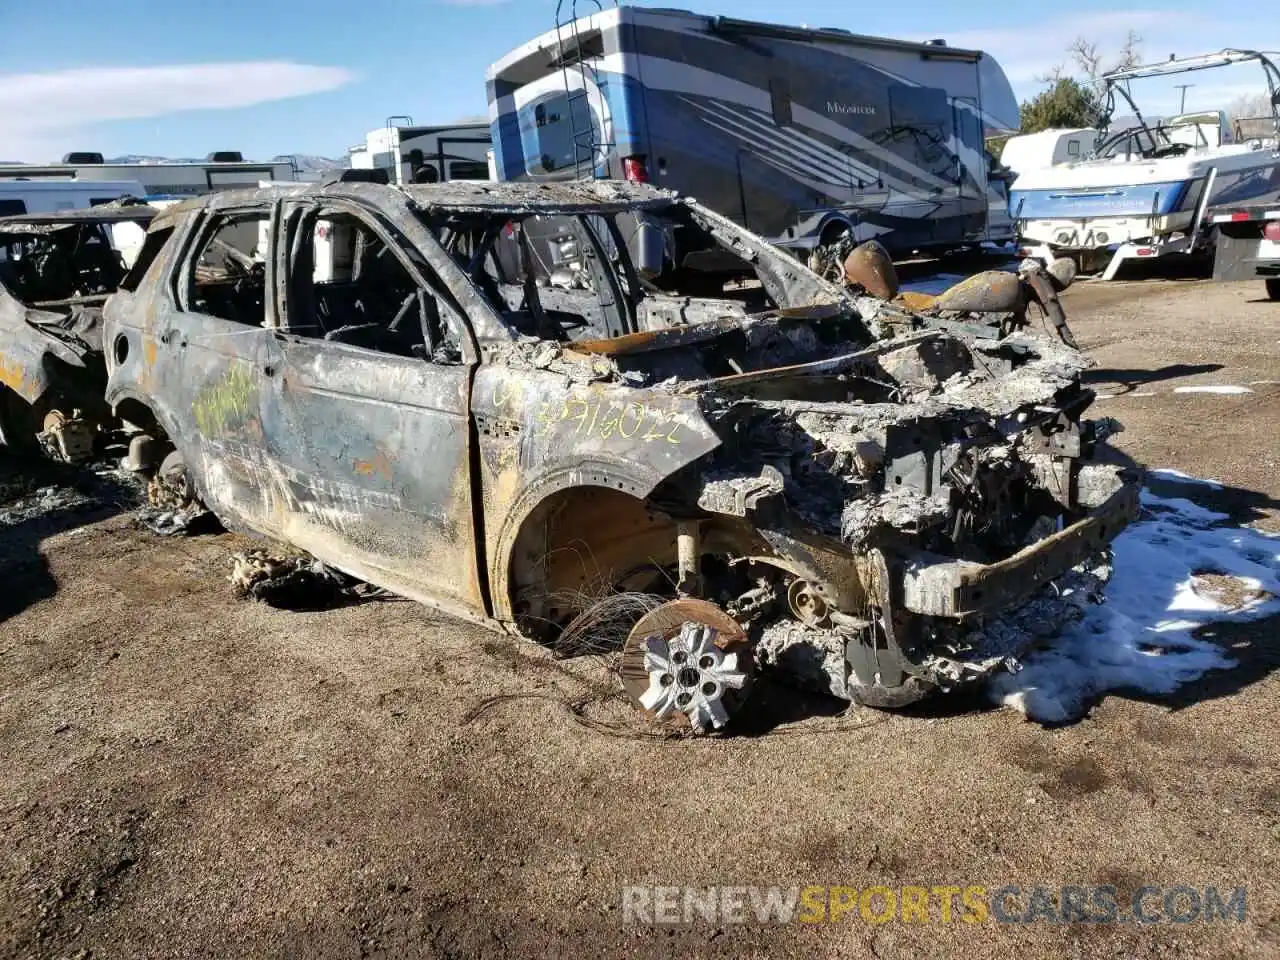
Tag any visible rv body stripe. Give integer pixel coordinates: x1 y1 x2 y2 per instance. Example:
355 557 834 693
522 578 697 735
597 52 958 192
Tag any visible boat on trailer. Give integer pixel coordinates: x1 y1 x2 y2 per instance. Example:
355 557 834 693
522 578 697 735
1010 49 1280 279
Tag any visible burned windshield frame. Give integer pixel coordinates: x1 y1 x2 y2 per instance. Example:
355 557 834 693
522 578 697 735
417 209 651 343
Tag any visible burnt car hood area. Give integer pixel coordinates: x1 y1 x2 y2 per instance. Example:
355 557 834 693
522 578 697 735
7 180 1142 733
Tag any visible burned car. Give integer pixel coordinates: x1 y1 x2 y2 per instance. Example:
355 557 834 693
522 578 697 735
102 180 1139 731
0 202 155 461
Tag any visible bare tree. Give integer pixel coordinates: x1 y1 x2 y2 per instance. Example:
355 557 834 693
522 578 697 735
1228 92 1272 120
1023 32 1145 132
1070 30 1143 80
1228 92 1275 139
1069 38 1103 80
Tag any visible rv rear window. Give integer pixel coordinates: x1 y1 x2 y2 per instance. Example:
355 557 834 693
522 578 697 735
448 161 489 181
770 78 793 128
0 199 27 216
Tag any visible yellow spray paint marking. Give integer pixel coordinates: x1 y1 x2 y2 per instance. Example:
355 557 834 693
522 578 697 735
193 363 257 436
354 447 397 482
0 356 35 401
493 380 685 446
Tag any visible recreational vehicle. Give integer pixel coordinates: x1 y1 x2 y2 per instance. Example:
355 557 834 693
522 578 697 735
1011 50 1280 278
486 6 1021 263
0 153 297 200
0 179 145 217
347 121 493 184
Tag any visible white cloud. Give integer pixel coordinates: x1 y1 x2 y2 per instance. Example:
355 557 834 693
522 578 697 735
0 62 355 162
943 10 1183 86
935 9 1280 110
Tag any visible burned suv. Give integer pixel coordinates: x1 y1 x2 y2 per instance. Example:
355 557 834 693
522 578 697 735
102 180 1138 731
0 203 155 460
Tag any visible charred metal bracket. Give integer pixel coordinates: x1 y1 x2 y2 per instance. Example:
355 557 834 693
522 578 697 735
883 417 963 496
695 464 786 518
1018 265 1078 349
1023 411 1081 457
843 547 916 696
898 480 1140 619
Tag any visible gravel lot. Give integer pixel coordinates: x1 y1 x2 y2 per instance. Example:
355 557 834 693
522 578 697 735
1 275 1277 959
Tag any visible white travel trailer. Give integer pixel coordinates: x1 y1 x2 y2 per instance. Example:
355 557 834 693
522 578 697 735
0 178 145 216
1000 128 1097 177
0 153 297 200
347 121 493 184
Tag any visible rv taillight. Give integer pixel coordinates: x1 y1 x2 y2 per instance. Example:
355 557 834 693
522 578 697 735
622 156 650 183
1264 221 1280 242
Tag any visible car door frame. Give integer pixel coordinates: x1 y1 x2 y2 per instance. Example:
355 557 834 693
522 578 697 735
166 200 282 534
261 194 490 620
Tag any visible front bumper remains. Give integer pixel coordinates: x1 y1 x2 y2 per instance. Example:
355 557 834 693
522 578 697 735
899 482 1141 619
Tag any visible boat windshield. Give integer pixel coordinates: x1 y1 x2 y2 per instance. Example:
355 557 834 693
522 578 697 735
1090 50 1280 160
1094 112 1225 159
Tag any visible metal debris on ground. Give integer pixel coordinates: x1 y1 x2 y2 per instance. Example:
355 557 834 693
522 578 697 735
135 453 215 536
0 483 97 526
228 548 386 610
134 502 214 537
0 455 142 527
134 481 209 542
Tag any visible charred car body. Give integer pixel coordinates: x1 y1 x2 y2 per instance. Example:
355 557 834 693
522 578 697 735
0 203 155 461
101 180 1139 730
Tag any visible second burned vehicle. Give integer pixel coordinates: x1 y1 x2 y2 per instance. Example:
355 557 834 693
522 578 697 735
0 202 155 460
102 179 1139 731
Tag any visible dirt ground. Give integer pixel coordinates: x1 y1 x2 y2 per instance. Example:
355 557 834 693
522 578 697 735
1 275 1278 960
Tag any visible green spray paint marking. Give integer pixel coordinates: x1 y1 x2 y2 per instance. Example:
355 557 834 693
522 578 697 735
194 362 257 436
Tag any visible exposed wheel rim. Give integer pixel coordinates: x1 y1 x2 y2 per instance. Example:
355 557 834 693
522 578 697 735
619 598 753 734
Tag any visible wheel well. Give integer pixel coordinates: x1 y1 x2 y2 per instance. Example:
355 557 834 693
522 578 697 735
819 218 854 247
113 397 164 440
506 486 681 634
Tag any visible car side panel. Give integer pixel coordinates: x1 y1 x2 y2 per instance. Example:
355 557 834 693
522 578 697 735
258 332 486 617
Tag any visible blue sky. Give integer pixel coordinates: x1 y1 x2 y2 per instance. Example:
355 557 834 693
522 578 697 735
2 0 1276 162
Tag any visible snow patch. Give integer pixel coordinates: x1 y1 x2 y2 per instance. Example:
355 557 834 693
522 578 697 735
1172 385 1254 395
1147 468 1223 489
991 486 1280 724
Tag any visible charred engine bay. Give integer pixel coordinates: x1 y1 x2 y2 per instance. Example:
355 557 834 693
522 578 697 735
503 302 1127 563
499 296 1137 708
694 327 1115 556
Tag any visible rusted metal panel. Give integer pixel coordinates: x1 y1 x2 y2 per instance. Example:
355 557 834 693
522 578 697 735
900 483 1140 618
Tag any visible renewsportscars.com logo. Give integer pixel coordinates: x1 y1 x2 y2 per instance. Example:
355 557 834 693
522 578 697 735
621 885 1248 926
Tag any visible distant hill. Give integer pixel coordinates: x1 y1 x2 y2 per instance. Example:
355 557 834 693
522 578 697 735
275 154 349 171
1 153 348 168
106 155 185 164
